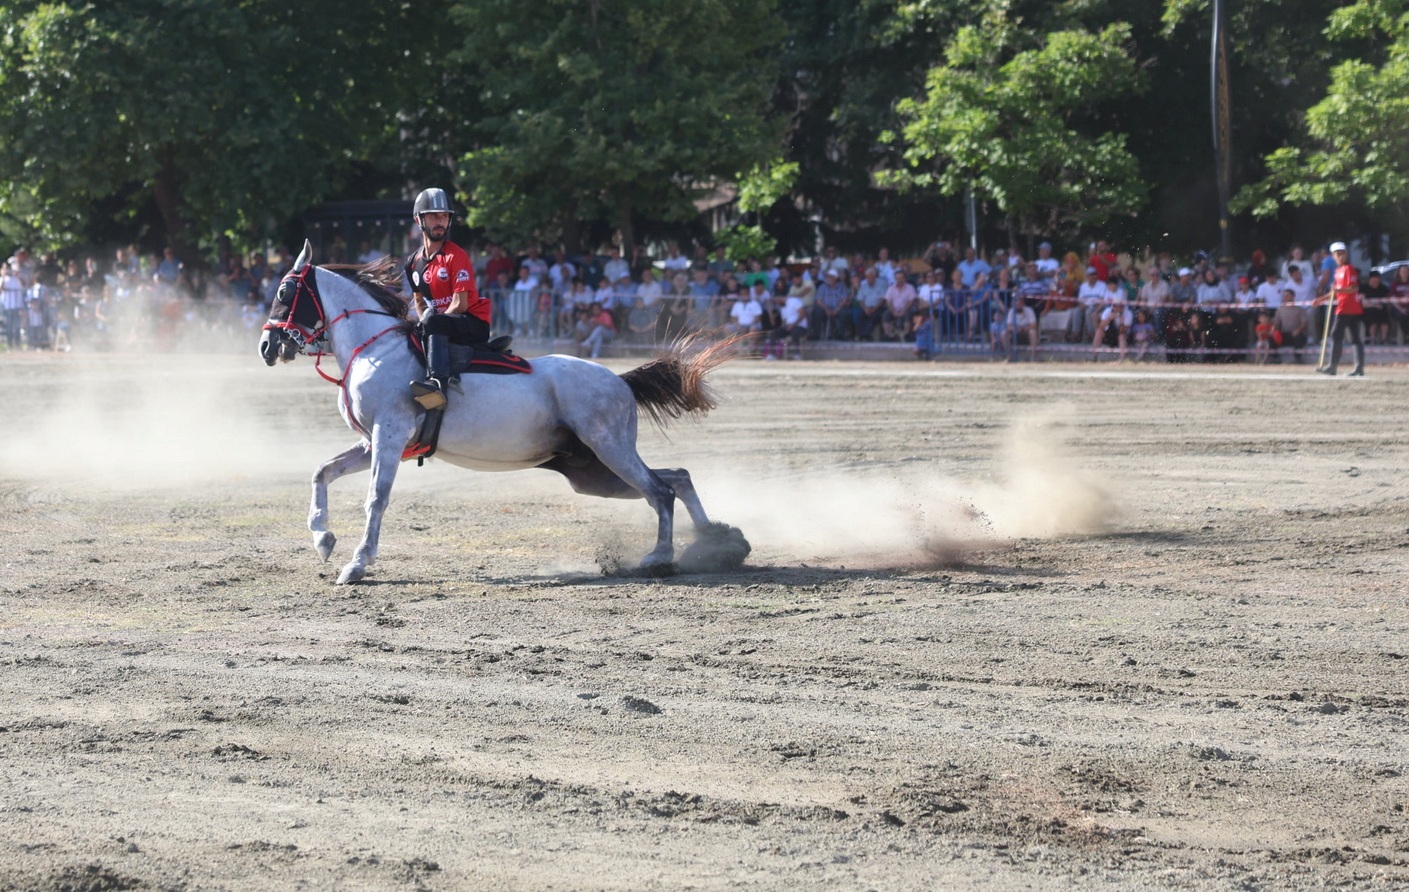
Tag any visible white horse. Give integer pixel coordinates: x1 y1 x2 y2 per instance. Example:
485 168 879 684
258 241 746 584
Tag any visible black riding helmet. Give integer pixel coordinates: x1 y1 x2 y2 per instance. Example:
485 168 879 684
413 188 454 224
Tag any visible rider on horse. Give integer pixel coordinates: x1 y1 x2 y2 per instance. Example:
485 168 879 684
406 187 493 410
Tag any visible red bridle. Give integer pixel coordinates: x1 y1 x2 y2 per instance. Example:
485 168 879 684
262 265 406 387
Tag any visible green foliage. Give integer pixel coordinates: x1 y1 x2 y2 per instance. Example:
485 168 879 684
1233 0 1409 217
715 224 777 264
884 17 1146 238
450 0 783 251
736 161 800 215
0 0 417 253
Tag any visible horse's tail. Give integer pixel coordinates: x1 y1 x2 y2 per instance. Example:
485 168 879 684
619 333 744 429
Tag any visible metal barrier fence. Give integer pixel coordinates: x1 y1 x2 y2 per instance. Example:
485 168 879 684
479 282 1374 363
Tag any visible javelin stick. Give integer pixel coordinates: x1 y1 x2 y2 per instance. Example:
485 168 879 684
1316 291 1335 370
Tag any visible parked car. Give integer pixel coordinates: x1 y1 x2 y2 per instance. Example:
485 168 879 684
1370 259 1409 279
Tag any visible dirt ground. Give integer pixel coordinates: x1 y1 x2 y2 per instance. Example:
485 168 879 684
1 349 1407 891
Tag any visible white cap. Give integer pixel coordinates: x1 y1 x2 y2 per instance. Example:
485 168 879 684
1329 241 1348 253
1178 267 1193 276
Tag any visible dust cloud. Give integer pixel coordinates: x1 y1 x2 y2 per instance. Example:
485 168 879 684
693 409 1113 568
0 347 343 490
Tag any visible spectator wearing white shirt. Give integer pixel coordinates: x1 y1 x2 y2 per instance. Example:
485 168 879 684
661 241 690 274
1092 274 1132 361
636 268 663 306
1005 299 1039 360
1254 270 1285 310
602 247 630 285
728 281 767 335
872 247 898 286
1076 266 1106 341
1282 263 1315 310
1032 242 1059 279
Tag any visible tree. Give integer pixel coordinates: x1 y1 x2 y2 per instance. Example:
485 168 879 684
772 0 968 252
1157 0 1359 253
449 0 782 255
882 14 1147 243
1231 0 1409 241
0 0 418 257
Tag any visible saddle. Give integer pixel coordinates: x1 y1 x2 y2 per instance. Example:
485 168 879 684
402 334 532 465
408 333 534 378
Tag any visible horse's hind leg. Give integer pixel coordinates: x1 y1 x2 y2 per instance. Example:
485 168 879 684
543 437 678 568
310 442 372 562
654 468 711 530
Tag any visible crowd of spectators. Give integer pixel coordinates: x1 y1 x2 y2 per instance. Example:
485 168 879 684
0 242 298 353
4 234 1404 364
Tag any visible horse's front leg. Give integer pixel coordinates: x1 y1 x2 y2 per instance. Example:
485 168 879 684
337 423 408 585
310 442 372 562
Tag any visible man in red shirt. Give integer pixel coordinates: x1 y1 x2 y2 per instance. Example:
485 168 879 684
1316 240 1365 377
1087 240 1118 282
405 188 493 408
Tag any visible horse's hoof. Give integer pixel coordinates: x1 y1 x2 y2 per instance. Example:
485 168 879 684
677 523 751 573
314 531 336 562
336 562 366 585
640 561 678 578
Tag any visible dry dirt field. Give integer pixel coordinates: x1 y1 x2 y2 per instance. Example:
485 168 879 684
1 349 1407 891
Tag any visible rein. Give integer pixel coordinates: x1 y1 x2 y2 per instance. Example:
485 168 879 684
263 265 408 438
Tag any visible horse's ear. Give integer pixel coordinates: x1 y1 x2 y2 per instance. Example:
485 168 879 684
293 239 313 272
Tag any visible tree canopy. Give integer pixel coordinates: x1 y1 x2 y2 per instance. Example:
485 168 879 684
883 16 1146 242
1232 0 1409 229
0 0 415 257
2 0 1409 260
448 0 781 255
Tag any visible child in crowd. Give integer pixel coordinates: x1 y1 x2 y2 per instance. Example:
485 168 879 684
1131 308 1156 362
912 309 935 360
987 306 1007 354
1253 311 1274 364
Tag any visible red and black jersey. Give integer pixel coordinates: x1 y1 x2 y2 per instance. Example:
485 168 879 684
1334 264 1362 316
407 241 490 324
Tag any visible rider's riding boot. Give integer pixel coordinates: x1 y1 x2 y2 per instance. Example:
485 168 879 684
410 334 450 410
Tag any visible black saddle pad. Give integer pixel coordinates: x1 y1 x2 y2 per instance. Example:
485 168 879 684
448 343 532 376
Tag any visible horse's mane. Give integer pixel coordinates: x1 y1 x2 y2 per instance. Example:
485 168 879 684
325 257 411 320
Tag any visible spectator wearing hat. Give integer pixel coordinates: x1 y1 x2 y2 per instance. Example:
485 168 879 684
1315 241 1365 376
1232 275 1257 311
1247 249 1274 287
1033 242 1059 280
811 268 851 340
1076 265 1106 342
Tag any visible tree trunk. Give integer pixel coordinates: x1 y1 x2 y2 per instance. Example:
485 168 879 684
617 197 636 267
152 147 197 267
560 206 584 255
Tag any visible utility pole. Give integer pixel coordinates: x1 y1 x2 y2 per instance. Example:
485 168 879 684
1211 0 1233 261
